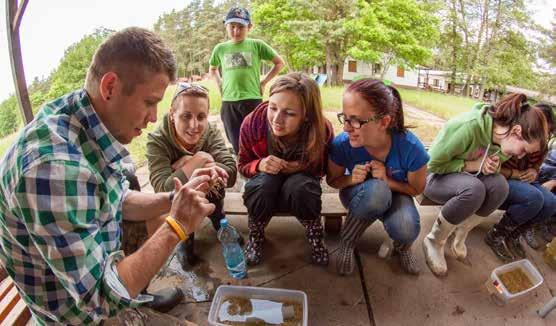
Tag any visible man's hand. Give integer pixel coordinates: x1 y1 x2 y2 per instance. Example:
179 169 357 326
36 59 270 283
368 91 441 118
370 160 388 181
520 168 538 183
281 160 304 175
351 163 371 185
170 177 215 236
258 155 285 175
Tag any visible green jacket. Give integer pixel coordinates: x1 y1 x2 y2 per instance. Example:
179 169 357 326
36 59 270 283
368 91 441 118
146 113 237 192
428 103 508 174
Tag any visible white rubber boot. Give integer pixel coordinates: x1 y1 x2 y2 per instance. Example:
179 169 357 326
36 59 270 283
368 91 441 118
423 212 457 276
451 214 484 260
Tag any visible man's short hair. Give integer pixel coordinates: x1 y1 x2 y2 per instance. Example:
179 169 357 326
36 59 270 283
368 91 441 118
85 27 176 95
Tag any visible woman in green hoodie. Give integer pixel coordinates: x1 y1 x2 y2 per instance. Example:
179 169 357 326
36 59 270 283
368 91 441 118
146 82 238 269
422 93 548 276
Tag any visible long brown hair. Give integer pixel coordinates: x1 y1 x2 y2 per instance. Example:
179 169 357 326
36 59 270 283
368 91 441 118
269 72 327 167
346 79 408 133
487 93 548 151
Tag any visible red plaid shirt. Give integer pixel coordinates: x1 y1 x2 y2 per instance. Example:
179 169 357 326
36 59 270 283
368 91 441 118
238 101 334 178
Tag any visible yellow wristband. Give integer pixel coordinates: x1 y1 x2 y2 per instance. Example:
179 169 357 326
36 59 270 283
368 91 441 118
165 216 188 241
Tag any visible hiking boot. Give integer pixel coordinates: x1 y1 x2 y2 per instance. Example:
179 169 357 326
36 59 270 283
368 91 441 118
485 215 516 263
523 226 540 249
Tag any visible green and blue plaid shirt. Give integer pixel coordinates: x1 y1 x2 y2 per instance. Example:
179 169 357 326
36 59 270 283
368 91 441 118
0 89 149 324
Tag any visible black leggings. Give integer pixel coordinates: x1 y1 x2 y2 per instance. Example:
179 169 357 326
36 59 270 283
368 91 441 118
243 172 322 221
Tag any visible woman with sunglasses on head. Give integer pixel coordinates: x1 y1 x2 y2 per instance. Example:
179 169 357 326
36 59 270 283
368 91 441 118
146 83 237 269
327 79 429 276
423 93 548 276
238 72 333 266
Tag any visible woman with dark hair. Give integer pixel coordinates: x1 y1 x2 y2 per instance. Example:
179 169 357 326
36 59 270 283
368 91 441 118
423 93 548 276
487 103 556 260
146 83 237 269
238 72 334 266
327 79 429 275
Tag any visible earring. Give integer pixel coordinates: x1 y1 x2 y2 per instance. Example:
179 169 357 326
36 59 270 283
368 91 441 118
106 96 111 101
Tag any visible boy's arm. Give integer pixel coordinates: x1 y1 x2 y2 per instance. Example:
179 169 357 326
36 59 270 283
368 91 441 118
209 66 222 95
260 55 285 94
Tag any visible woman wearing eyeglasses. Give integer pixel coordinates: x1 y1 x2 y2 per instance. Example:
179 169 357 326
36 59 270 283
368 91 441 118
146 83 237 269
238 72 334 266
422 93 548 276
327 79 429 276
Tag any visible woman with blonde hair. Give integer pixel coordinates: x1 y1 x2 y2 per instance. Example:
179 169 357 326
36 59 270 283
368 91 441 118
146 82 237 269
238 72 334 266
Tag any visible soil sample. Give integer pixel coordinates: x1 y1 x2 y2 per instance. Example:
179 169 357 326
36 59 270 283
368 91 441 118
498 268 533 294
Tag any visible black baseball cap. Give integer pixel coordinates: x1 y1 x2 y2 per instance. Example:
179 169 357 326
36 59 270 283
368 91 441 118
224 7 251 26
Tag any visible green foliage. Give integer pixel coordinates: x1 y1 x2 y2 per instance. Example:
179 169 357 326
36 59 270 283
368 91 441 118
46 28 112 100
154 0 250 78
347 0 440 77
0 96 22 137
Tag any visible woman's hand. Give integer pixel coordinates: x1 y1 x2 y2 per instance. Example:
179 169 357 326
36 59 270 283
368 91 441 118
281 160 304 175
370 160 388 181
481 154 500 175
519 168 538 184
350 163 371 185
258 155 285 175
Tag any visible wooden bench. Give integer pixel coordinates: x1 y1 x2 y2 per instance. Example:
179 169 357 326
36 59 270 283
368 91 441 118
0 277 30 326
223 192 347 234
415 194 440 206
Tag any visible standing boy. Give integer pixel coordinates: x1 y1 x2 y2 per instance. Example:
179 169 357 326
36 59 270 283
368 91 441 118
209 7 284 154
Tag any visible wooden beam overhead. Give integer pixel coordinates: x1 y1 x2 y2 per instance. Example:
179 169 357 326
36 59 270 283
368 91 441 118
6 0 33 124
12 0 28 32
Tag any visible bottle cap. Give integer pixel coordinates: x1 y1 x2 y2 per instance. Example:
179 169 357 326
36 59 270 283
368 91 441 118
220 218 228 227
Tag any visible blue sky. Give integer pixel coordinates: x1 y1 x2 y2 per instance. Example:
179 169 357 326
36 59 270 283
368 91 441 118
0 0 555 102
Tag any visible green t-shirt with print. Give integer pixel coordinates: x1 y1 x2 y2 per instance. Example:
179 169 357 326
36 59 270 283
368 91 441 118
209 38 277 101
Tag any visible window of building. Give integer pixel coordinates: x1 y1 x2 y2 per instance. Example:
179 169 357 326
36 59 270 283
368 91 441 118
348 60 357 73
396 66 405 78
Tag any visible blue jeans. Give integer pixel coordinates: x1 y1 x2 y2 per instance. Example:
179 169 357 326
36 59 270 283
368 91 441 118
339 179 420 244
499 180 556 225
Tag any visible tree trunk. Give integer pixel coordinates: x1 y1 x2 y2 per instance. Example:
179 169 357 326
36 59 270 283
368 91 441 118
325 43 346 86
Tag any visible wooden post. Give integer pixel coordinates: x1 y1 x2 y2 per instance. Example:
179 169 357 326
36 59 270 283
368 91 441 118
6 0 33 125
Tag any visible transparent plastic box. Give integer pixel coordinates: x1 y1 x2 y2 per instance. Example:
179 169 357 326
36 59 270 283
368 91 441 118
208 285 308 326
486 259 543 304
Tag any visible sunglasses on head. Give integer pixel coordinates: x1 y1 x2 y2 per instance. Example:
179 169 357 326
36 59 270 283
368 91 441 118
172 82 209 103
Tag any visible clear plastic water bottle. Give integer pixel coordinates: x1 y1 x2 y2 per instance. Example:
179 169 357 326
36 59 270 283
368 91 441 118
217 218 247 279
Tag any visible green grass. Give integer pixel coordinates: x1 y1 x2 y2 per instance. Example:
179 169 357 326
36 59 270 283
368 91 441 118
398 88 477 120
0 133 18 159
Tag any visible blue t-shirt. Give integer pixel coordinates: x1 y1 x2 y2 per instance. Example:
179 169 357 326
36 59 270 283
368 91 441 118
329 131 429 183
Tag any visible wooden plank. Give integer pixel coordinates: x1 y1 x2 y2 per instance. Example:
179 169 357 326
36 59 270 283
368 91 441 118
0 278 15 302
223 192 346 217
6 0 33 124
0 286 20 322
1 299 30 326
415 194 439 206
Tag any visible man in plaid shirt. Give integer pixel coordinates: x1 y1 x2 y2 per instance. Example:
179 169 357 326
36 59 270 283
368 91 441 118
0 27 225 324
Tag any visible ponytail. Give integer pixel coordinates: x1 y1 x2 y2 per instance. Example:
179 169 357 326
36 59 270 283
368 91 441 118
346 79 409 133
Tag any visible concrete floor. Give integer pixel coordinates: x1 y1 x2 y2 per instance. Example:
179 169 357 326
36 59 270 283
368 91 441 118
134 113 556 325
138 171 556 325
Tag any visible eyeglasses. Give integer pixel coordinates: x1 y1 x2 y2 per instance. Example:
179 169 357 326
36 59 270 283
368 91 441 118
172 82 209 103
337 112 382 129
